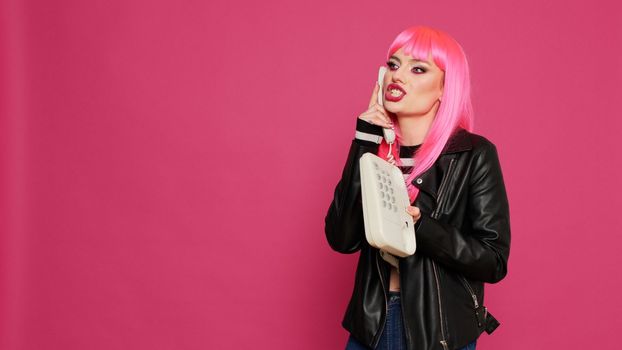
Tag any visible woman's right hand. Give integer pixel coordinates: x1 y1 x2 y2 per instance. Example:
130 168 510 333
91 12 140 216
357 82 394 129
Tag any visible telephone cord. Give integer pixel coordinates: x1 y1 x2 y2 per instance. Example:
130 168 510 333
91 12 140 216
386 142 396 166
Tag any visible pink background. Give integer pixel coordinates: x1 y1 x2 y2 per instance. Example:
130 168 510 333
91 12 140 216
2 0 621 349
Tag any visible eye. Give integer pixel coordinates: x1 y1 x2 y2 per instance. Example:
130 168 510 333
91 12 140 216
386 61 398 70
412 67 426 74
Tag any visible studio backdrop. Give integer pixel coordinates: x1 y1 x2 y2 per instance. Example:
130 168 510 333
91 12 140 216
1 0 621 349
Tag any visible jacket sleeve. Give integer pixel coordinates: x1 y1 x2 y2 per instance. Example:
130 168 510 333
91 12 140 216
324 119 384 254
415 142 511 283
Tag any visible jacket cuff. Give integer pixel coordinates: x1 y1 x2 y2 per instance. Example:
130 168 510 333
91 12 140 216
414 214 440 248
354 118 384 145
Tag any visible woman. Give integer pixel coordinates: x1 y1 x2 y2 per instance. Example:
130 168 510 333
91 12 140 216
324 26 511 350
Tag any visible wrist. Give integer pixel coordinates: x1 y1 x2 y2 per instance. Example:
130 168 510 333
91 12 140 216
355 118 384 145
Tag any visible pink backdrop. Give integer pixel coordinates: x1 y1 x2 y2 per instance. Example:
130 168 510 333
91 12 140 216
2 0 621 349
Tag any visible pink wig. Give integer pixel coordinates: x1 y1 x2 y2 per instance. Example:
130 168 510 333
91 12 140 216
377 26 474 203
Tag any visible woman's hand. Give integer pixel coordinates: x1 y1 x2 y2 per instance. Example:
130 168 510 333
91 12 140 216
405 206 421 224
357 82 394 129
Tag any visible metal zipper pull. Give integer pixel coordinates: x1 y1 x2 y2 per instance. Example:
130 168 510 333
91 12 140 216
458 275 479 308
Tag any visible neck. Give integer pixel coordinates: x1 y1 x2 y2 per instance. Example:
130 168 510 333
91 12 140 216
394 101 439 146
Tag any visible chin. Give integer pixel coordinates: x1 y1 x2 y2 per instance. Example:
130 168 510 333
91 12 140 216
384 103 405 115
383 103 399 113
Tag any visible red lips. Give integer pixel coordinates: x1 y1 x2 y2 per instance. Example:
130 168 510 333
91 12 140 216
385 83 406 102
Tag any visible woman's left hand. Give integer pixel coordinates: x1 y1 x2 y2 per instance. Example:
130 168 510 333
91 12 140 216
405 206 421 224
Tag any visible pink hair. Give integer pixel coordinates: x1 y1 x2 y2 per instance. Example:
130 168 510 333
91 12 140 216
377 25 474 203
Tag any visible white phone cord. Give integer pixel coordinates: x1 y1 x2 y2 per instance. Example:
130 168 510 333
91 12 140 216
386 143 396 165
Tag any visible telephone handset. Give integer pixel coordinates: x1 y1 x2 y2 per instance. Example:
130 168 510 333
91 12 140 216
377 66 396 164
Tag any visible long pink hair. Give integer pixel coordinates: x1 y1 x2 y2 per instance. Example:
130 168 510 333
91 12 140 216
377 26 474 203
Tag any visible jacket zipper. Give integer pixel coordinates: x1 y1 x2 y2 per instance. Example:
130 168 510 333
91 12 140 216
458 274 488 327
432 157 457 220
432 261 449 350
373 250 388 349
430 157 457 350
458 275 479 308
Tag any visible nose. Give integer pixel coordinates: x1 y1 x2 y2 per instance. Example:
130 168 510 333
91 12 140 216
391 65 406 84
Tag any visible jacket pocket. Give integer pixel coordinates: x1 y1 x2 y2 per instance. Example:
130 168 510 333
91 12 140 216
457 275 489 330
458 275 499 334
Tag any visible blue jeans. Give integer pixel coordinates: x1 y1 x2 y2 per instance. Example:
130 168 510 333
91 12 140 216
345 292 477 350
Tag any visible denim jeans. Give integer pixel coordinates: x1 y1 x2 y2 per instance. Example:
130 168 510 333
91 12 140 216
345 292 477 350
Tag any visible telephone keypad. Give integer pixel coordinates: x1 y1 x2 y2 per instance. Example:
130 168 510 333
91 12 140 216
375 165 401 215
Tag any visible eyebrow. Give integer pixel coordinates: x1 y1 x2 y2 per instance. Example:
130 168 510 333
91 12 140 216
389 55 430 65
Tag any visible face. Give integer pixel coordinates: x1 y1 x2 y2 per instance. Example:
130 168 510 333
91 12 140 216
382 47 444 117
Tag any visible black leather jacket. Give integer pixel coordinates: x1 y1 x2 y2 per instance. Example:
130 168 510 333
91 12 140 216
324 121 511 350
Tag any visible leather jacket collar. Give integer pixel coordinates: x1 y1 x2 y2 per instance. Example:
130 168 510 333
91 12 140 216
441 127 472 154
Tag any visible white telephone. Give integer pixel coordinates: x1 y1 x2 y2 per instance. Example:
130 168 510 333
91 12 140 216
360 152 416 257
357 66 416 259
